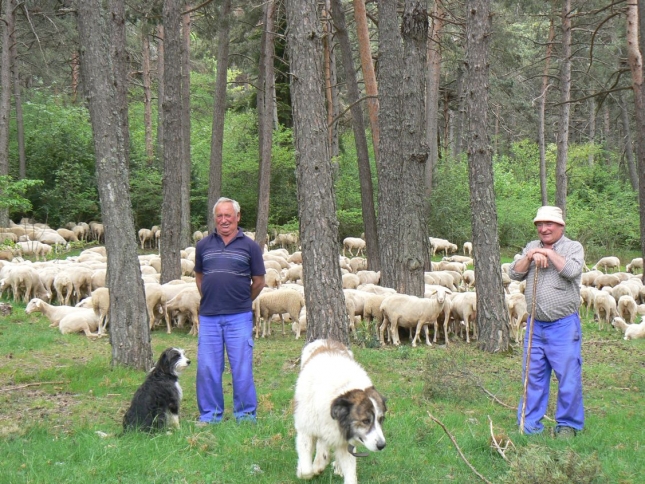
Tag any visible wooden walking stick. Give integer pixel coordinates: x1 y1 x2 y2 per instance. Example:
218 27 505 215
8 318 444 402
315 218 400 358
520 265 539 434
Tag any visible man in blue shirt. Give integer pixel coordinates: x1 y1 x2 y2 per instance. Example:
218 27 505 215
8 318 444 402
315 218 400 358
195 197 265 423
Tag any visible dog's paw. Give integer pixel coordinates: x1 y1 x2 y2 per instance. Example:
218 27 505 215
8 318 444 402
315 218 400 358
332 460 344 477
297 468 315 480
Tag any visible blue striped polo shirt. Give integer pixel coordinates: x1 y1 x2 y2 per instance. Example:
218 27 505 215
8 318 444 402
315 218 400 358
194 229 266 316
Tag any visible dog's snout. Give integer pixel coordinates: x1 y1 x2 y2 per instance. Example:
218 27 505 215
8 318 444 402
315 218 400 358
187 359 191 365
377 442 386 451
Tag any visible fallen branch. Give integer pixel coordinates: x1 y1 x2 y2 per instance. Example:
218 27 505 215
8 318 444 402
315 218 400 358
427 412 493 484
477 383 554 422
0 381 66 393
487 415 515 462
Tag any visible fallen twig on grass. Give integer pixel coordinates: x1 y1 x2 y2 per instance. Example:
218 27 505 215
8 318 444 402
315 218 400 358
488 415 515 461
0 381 66 392
427 411 493 484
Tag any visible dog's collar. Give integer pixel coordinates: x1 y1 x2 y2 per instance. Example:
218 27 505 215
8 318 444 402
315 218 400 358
347 445 369 458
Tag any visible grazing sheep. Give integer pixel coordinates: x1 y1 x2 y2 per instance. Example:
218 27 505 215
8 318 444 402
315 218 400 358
581 270 603 287
270 232 299 251
0 265 51 302
356 270 380 286
253 289 305 338
53 270 74 306
617 295 638 324
88 287 110 335
292 306 307 339
14 240 52 261
166 287 200 335
443 255 474 267
263 253 289 269
58 310 101 338
448 291 477 343
343 237 366 257
505 292 527 343
284 264 303 284
594 274 621 290
56 228 79 243
434 260 466 274
144 283 171 334
26 298 87 327
424 271 457 291
429 237 458 257
626 258 643 274
593 292 617 330
342 273 360 289
348 257 367 273
288 251 303 264
463 241 473 256
65 266 94 304
592 256 621 273
361 292 388 336
462 270 475 290
379 288 450 347
611 316 645 340
265 268 282 289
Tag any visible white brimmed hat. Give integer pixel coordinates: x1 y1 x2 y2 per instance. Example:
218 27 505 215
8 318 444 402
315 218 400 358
533 206 565 226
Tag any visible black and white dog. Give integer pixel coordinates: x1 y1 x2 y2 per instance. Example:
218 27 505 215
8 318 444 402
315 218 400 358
123 347 190 432
294 339 387 484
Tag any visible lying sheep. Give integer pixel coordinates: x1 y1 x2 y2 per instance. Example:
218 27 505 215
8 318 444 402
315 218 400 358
617 295 638 323
58 310 101 339
26 298 87 327
253 288 305 338
611 316 645 340
343 237 366 257
379 289 449 347
592 256 621 273
626 258 643 274
593 292 617 330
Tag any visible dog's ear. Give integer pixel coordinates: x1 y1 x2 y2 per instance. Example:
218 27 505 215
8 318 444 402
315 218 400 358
158 349 172 372
365 387 387 413
331 395 352 421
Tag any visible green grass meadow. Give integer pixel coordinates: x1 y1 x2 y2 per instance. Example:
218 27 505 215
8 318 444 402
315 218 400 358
1 299 644 483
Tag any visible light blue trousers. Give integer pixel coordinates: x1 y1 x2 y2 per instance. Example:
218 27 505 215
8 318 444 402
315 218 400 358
196 312 257 422
518 312 584 434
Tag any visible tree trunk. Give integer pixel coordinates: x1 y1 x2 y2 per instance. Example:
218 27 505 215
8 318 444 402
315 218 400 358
77 0 152 371
636 0 645 284
160 0 183 284
587 95 595 166
375 0 403 291
322 1 340 159
398 0 428 298
353 0 379 161
329 0 380 272
142 22 154 165
180 6 192 248
156 25 165 165
619 91 638 191
10 10 25 180
452 65 466 158
109 0 130 169
0 0 14 227
465 0 508 353
538 15 555 206
286 0 348 344
425 0 444 198
207 0 231 235
555 0 571 215
255 0 275 249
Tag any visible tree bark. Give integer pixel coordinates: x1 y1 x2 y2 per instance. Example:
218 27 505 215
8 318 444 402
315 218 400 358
329 0 380 272
375 0 403 291
538 15 555 206
180 5 192 248
142 22 154 165
555 0 571 215
286 0 348 344
109 0 130 169
619 91 638 191
207 0 231 235
353 0 379 161
160 0 183 284
587 95 595 167
636 0 645 284
255 0 275 249
425 0 444 198
465 0 508 353
156 25 165 165
10 8 25 180
0 0 14 227
77 0 152 370
322 1 339 159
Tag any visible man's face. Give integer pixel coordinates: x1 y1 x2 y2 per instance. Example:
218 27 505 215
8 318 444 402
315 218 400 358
535 221 564 247
215 202 240 238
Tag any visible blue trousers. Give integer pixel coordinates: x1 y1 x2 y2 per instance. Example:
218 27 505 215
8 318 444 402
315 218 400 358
518 312 584 434
196 312 257 422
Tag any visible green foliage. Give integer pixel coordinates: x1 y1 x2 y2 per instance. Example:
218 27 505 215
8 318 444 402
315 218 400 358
0 176 43 213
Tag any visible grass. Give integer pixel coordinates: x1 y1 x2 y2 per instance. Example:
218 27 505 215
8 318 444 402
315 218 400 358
1 298 644 484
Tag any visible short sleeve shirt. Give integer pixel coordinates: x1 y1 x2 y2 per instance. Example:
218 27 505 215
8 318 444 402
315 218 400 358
194 229 266 316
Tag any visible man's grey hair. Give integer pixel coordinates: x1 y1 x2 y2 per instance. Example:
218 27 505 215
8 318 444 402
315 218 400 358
213 197 240 217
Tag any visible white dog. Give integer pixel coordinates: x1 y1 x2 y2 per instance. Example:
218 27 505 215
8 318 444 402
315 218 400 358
123 347 190 432
294 339 387 484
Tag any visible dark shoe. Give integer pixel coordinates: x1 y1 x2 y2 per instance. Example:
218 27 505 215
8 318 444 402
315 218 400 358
555 426 577 439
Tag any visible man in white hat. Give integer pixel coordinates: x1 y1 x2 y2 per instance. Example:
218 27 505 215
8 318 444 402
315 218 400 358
509 206 585 439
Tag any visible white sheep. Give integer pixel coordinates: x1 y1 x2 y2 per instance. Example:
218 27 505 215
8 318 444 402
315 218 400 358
138 228 153 249
434 260 466 274
89 287 110 335
443 255 473 267
166 286 200 335
361 292 388 337
270 232 299 251
288 251 303 264
611 317 645 340
342 273 360 289
626 257 643 274
0 265 51 302
463 241 473 256
253 288 305 338
448 291 477 343
581 269 603 287
14 240 52 261
356 270 380 286
265 268 282 289
26 297 87 327
429 237 458 257
348 257 367 273
592 256 621 273
593 292 617 330
58 309 101 339
462 270 475 290
424 271 457 291
144 282 171 334
284 264 303 284
343 237 366 257
505 292 527 343
617 295 638 324
292 306 307 339
379 289 449 347
53 270 74 305
263 253 289 269
356 283 396 296
56 228 79 243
